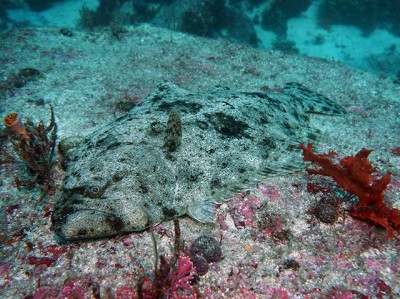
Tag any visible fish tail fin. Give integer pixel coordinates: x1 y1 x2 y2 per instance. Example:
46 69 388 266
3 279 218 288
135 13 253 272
284 82 346 115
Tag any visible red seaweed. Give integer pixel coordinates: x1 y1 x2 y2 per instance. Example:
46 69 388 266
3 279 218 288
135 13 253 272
300 143 400 239
27 256 56 267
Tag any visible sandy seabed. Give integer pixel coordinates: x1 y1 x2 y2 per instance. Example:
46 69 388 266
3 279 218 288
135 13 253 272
0 24 399 298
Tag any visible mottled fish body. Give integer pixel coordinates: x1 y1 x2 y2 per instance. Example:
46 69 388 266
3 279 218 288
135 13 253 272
52 82 345 240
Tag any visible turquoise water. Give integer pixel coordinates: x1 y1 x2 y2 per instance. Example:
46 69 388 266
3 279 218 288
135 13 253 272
2 0 400 77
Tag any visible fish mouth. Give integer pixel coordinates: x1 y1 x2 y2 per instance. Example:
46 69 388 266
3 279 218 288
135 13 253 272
52 189 151 240
52 208 124 241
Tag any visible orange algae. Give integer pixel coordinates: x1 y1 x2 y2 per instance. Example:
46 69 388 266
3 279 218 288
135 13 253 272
3 113 30 139
300 143 400 240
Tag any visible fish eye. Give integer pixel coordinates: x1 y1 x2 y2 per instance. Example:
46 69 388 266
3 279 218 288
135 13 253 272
85 186 103 198
91 186 100 194
84 181 109 199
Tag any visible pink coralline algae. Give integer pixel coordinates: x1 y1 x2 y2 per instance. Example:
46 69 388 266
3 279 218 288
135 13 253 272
30 287 59 299
165 255 197 298
27 256 56 267
390 147 400 156
60 283 86 299
259 183 281 200
267 287 289 299
230 195 262 228
325 278 392 299
30 282 85 299
27 243 68 268
139 255 198 299
122 236 133 246
115 286 136 299
350 106 368 117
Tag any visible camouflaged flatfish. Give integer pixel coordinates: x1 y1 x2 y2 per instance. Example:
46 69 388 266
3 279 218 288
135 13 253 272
52 82 345 241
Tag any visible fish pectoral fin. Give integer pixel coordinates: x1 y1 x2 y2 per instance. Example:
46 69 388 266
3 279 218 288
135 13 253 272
187 201 215 223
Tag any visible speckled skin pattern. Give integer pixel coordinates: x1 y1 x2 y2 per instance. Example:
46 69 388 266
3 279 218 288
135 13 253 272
52 82 345 241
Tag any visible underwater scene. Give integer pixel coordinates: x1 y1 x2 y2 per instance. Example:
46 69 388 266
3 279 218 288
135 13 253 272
0 0 399 298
